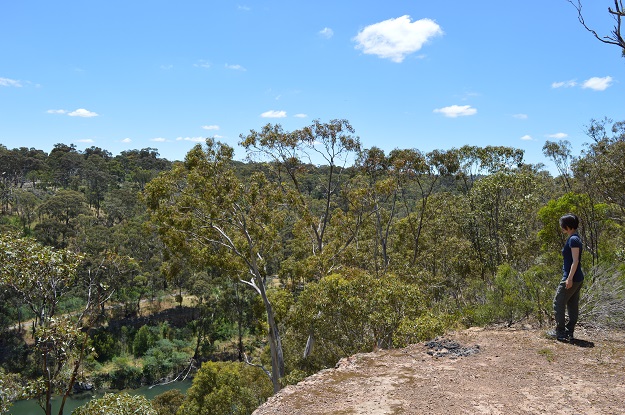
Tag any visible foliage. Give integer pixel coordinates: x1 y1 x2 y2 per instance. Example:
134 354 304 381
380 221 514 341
285 269 426 371
72 392 156 415
177 361 272 415
152 389 186 415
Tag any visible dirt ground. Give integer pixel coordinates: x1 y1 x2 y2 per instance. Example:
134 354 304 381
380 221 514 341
253 326 625 415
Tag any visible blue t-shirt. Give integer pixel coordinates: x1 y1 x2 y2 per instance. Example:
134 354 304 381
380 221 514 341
562 233 583 282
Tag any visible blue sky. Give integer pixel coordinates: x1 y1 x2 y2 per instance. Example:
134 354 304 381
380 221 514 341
1 1 623 170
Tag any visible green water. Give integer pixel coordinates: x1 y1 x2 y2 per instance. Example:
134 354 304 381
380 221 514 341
8 381 192 415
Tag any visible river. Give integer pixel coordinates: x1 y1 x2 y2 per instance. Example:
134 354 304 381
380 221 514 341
8 381 192 415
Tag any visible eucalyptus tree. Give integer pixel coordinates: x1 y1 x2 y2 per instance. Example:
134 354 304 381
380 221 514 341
240 119 361 280
144 139 287 392
0 232 110 415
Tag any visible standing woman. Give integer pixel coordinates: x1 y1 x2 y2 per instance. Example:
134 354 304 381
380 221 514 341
549 213 584 342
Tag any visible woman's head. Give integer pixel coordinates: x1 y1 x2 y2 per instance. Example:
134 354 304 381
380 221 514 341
559 213 579 231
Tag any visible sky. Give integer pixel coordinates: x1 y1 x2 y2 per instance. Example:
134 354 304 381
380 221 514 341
1 1 624 171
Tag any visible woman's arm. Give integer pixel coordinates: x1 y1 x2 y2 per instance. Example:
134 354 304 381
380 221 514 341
566 246 581 289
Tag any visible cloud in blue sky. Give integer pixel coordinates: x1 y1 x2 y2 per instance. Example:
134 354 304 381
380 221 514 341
151 137 167 142
202 125 220 130
520 135 533 141
547 133 568 139
121 138 132 143
48 108 98 117
176 137 204 142
582 76 613 91
513 114 528 120
0 77 22 87
261 110 287 118
433 105 477 118
319 27 334 39
294 113 307 118
552 76 612 91
68 109 98 117
225 64 246 71
353 15 443 63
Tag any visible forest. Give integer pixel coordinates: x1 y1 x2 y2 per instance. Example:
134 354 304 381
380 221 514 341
1 117 624 415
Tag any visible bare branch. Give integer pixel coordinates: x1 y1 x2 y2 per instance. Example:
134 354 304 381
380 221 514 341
567 0 625 51
243 353 272 380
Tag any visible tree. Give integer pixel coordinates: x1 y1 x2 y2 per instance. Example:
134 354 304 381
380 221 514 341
144 139 287 392
240 119 361 279
567 0 625 56
71 393 156 415
177 361 272 415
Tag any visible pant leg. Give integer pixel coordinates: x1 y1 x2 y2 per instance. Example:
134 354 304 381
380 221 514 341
553 281 568 334
565 281 583 333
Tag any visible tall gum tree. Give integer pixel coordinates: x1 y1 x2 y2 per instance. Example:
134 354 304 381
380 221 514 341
240 119 361 280
143 139 286 392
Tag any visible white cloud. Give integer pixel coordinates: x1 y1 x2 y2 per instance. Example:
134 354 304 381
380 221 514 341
353 15 443 63
552 80 577 88
151 137 167 142
194 60 211 69
47 109 67 114
176 137 204 142
261 110 287 118
121 138 132 143
213 134 224 139
75 139 95 143
68 108 98 117
433 105 477 118
520 135 533 141
582 76 613 91
319 27 334 39
547 133 568 139
294 113 307 118
0 77 22 87
513 113 528 120
202 125 220 131
225 63 246 71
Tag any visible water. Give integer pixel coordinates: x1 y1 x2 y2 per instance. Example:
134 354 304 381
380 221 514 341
8 381 192 415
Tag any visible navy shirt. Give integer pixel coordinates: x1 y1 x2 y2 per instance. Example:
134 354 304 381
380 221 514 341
562 233 583 282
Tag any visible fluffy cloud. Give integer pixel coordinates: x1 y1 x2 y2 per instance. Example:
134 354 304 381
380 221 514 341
520 135 533 141
547 133 568 139
433 105 477 118
151 137 167 142
294 113 308 118
582 76 613 91
261 110 287 118
202 125 220 130
0 77 22 87
176 137 204 142
121 138 132 143
353 15 443 63
68 108 98 117
319 27 334 39
47 109 67 114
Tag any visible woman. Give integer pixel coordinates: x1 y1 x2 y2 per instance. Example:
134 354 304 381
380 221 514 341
549 213 584 342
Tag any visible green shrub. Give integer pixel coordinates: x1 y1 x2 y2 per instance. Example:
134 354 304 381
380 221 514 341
72 392 156 415
177 361 272 415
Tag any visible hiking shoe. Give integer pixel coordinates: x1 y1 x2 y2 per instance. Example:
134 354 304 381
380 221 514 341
546 330 570 342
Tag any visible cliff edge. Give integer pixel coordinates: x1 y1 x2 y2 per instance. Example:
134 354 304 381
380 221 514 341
253 326 625 415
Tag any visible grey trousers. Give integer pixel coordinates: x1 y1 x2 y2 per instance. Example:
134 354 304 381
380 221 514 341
553 280 583 334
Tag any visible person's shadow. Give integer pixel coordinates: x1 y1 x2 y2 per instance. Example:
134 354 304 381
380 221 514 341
569 338 595 348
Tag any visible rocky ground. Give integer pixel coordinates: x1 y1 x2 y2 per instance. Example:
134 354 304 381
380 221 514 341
253 326 625 414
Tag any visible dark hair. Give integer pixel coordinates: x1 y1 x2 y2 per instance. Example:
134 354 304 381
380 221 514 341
559 213 579 230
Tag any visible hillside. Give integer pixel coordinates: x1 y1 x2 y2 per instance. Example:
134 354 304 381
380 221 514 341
253 326 625 415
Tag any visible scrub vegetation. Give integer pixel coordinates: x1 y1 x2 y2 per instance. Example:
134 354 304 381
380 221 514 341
1 117 624 415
